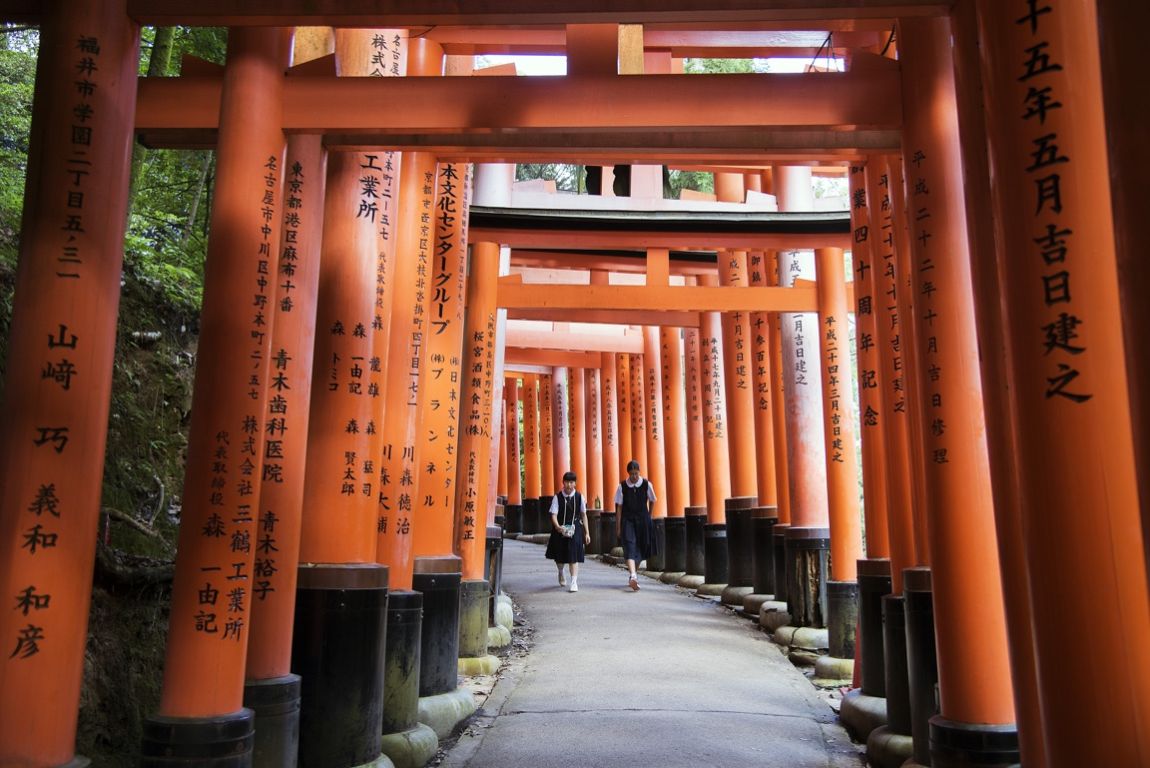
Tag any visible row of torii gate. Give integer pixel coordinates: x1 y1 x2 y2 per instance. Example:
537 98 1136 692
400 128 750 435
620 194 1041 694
0 2 1148 768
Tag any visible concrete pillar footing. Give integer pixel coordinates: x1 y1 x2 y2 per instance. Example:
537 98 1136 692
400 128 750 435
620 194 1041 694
867 725 914 768
493 594 513 631
813 654 854 683
640 570 663 580
741 593 773 619
720 585 754 606
759 601 792 633
839 689 888 742
695 582 727 597
417 687 479 740
379 723 439 768
458 655 501 676
677 574 705 588
659 571 686 584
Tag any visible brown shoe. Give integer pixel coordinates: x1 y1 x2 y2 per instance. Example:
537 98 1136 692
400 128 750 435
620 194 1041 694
628 575 639 591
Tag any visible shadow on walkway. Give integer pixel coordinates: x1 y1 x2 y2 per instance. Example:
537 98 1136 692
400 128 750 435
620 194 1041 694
440 539 866 768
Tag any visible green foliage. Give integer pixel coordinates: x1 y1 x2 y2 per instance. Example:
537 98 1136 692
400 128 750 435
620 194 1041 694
515 163 584 193
0 44 35 247
683 57 769 74
665 168 714 199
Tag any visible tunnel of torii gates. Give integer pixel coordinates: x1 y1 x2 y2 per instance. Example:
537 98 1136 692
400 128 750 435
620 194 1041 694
0 2 1148 768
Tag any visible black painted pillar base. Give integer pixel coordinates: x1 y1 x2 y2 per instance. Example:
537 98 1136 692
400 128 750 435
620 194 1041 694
751 508 778 595
703 523 729 585
504 504 522 534
724 497 756 588
663 516 686 573
458 579 490 659
383 590 423 734
483 526 503 622
882 594 913 736
827 580 859 660
292 564 389 768
142 709 255 768
904 566 939 766
536 496 552 536
785 526 830 628
243 674 301 768
413 556 463 698
858 558 892 697
599 511 617 553
684 508 707 576
646 517 666 571
586 509 602 554
929 716 1020 768
520 498 539 535
771 523 790 603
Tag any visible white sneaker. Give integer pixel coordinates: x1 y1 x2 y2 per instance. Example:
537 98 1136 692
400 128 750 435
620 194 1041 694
568 580 578 592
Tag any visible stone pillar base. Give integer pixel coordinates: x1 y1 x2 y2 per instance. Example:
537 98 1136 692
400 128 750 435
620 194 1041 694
379 723 438 768
487 624 511 648
866 725 914 768
417 687 479 740
659 571 686 584
812 655 854 687
741 593 773 619
458 654 501 676
493 594 513 631
677 573 705 589
759 601 791 633
772 625 828 666
720 584 754 607
695 582 726 597
839 688 887 742
141 709 254 768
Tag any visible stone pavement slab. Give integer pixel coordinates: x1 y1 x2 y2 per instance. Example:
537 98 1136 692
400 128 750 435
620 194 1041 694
439 539 865 768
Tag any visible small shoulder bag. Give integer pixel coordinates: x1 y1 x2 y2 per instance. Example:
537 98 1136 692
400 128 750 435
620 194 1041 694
559 493 578 537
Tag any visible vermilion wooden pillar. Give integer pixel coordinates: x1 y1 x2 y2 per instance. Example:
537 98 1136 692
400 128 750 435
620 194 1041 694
377 38 440 589
659 328 690 518
697 276 733 526
975 3 1150 764
949 3 1043 760
570 368 588 490
642 329 667 520
586 368 605 510
497 395 509 500
538 373 555 496
145 26 289 763
0 3 138 764
766 254 793 526
1096 0 1150 580
551 368 571 484
522 374 541 500
815 247 863 583
683 325 708 509
898 14 1017 757
455 242 501 580
628 353 648 472
774 167 830 531
414 162 472 557
846 165 890 559
747 252 779 511
864 160 918 593
504 379 522 506
600 354 621 504
615 354 632 476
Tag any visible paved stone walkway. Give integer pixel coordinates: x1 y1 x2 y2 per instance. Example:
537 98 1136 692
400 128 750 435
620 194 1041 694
440 539 866 768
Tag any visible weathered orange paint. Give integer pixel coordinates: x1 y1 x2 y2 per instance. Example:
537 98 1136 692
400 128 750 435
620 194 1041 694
682 284 708 508
898 14 1014 726
766 253 792 525
585 368 606 509
504 378 522 505
660 328 690 517
455 241 500 579
975 3 1150 760
716 248 759 498
846 164 890 559
815 247 863 582
0 3 139 760
538 373 555 495
376 36 440 589
551 367 572 486
774 166 829 531
643 328 668 518
697 275 733 525
745 252 779 509
599 353 622 502
158 27 290 718
864 159 916 593
521 374 541 498
414 161 472 558
246 133 326 681
628 353 648 472
570 368 588 489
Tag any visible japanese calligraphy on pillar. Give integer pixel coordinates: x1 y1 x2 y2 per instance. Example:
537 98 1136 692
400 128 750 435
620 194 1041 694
630 355 646 440
823 312 845 463
871 172 906 418
700 329 726 440
589 371 600 447
850 166 883 433
906 148 950 463
416 163 471 518
685 329 703 431
615 354 629 442
1011 1 1090 404
458 315 497 542
645 353 661 443
748 253 774 417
